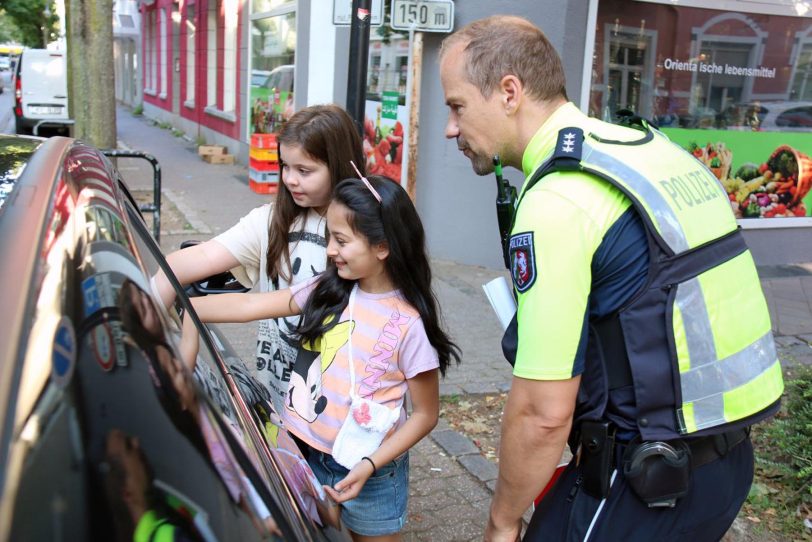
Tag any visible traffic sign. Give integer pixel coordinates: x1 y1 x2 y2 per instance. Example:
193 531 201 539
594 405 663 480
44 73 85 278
334 0 384 27
390 0 454 33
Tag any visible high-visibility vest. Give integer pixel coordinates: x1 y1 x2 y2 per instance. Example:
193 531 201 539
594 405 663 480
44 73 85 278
523 121 783 440
135 510 180 542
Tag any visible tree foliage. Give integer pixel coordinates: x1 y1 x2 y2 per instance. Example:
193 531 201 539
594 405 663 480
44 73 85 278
0 10 24 44
0 0 58 48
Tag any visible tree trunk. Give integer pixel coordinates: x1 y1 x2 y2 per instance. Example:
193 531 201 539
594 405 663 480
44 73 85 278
66 0 116 148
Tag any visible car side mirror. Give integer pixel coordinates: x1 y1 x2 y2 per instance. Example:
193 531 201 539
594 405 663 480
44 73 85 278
180 240 250 296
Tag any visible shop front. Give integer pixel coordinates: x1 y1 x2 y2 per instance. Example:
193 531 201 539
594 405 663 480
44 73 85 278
587 0 812 263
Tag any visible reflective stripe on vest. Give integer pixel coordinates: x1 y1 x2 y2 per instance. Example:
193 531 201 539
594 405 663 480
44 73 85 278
580 134 780 434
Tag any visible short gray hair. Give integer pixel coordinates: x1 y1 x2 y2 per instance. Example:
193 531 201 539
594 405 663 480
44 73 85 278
440 15 567 102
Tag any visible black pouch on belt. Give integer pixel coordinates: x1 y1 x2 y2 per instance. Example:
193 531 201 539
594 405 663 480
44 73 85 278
622 439 691 508
579 420 616 499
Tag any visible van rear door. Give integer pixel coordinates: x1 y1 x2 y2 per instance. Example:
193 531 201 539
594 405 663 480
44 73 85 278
21 51 68 121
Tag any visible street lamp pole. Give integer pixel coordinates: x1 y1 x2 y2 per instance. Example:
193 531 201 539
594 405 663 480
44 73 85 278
346 0 371 136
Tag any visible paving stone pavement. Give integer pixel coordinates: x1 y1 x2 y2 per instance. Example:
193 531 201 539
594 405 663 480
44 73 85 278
115 105 812 541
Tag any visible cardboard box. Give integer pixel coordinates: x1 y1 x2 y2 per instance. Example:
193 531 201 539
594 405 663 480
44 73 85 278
198 144 227 157
202 153 235 165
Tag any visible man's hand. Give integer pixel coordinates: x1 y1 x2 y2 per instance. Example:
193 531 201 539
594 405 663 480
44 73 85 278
484 513 522 542
488 375 580 539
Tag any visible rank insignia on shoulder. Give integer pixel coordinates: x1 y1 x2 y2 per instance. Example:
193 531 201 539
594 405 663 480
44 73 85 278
552 127 584 165
509 232 536 293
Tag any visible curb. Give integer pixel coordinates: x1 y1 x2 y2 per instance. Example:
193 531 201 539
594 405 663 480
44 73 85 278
429 411 535 525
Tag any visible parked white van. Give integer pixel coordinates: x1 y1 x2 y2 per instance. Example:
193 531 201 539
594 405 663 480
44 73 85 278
13 49 70 135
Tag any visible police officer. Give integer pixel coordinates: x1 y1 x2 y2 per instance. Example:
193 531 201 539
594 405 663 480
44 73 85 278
439 15 783 542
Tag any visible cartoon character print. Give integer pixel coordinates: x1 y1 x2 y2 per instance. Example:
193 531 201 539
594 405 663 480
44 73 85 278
287 319 354 422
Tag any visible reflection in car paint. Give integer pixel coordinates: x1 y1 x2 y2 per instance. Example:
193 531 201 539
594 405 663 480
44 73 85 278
2 136 352 541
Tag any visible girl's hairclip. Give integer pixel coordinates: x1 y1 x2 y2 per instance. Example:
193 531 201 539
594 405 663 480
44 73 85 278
349 161 382 203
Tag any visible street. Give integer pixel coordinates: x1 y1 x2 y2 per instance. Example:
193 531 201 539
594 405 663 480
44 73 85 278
0 70 13 134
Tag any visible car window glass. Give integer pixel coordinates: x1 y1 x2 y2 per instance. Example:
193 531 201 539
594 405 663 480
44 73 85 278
119 197 299 539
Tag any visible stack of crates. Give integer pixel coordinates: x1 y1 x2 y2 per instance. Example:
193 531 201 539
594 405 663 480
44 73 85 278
249 133 280 194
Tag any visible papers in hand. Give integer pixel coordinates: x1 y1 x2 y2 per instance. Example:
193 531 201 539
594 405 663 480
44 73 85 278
482 277 516 331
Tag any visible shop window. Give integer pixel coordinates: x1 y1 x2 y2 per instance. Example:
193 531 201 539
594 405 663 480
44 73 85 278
590 1 812 222
397 55 408 95
206 2 216 108
159 8 167 99
791 44 812 101
223 0 238 113
368 54 382 95
602 27 655 120
690 13 765 123
144 9 157 95
693 42 752 124
185 4 195 107
249 8 296 134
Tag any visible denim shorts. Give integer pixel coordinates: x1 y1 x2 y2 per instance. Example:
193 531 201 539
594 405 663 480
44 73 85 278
307 449 409 536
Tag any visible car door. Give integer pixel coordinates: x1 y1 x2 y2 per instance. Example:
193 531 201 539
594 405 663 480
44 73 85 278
117 182 348 541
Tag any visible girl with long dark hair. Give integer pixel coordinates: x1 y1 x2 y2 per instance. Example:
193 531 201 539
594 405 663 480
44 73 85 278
186 174 460 541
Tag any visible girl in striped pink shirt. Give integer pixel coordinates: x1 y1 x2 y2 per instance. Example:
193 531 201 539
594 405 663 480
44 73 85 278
189 174 460 541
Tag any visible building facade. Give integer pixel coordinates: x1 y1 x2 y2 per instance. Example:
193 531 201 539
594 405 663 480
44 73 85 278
133 0 812 269
113 0 141 108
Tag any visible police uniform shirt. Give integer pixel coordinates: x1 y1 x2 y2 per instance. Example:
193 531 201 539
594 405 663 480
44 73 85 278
511 103 649 381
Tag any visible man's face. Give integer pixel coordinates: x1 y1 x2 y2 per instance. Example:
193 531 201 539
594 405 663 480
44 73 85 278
441 42 505 176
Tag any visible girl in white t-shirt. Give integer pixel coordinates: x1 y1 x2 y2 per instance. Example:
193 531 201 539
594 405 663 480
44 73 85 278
186 174 461 541
156 105 365 418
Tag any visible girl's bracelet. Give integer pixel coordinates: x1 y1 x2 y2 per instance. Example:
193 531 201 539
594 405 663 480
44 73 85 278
361 456 377 475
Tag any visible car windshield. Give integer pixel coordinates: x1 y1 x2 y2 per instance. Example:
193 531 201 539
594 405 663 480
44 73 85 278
0 135 41 212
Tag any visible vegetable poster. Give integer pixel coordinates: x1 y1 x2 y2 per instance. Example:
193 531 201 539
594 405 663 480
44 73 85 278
363 92 408 187
663 128 812 219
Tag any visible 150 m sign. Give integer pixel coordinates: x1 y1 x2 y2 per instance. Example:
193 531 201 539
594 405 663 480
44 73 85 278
390 0 454 33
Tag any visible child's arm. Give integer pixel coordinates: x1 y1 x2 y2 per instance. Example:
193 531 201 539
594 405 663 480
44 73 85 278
325 369 440 503
179 310 200 371
191 289 301 323
155 240 241 309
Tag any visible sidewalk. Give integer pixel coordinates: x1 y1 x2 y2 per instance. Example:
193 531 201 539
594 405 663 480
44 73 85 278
116 105 812 541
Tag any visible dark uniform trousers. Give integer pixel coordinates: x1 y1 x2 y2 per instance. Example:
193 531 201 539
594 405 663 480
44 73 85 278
524 437 754 542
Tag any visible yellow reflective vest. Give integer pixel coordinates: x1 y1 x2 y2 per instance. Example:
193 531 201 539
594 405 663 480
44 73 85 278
524 120 783 440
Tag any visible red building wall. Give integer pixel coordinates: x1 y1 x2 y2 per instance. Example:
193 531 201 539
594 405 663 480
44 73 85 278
141 0 242 141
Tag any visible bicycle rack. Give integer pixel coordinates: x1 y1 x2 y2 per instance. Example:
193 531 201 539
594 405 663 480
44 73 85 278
101 149 162 242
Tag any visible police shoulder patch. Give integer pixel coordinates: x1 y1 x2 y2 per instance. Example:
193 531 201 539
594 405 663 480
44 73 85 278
509 231 537 293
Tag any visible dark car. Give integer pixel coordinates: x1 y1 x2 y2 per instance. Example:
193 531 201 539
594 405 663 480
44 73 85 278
0 134 350 541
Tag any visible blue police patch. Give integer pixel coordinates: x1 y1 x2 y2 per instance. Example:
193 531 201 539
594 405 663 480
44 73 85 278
509 232 536 293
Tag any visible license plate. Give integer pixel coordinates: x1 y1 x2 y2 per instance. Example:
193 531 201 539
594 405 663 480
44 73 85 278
28 105 63 115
